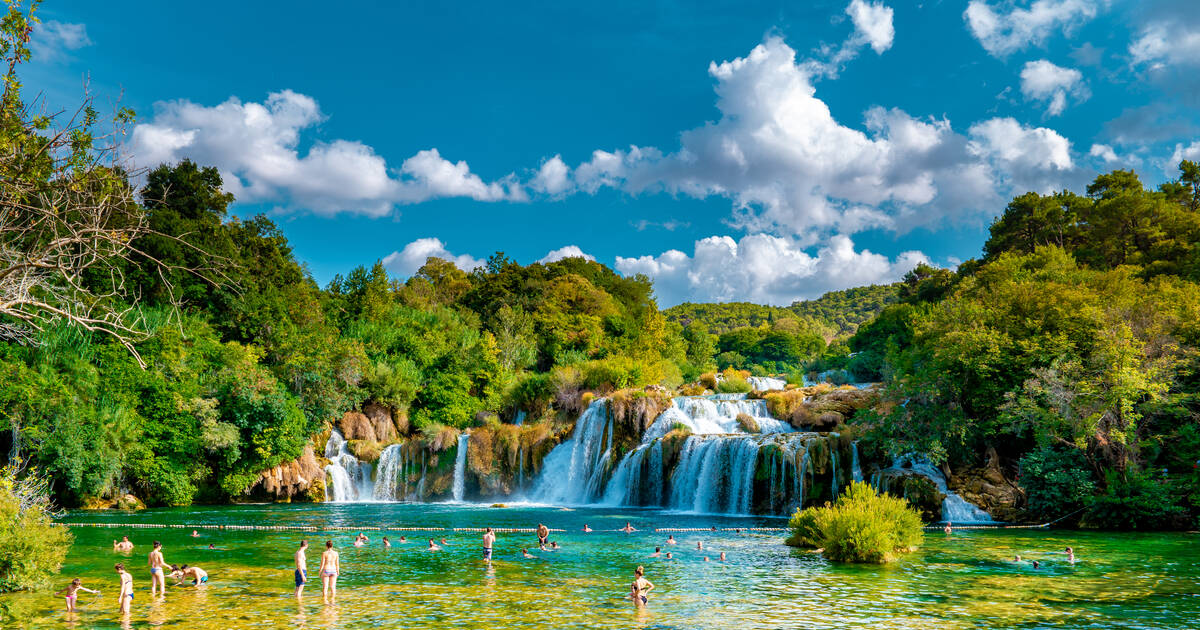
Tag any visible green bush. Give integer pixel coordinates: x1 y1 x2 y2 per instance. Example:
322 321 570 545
785 481 924 563
1019 446 1095 521
1085 471 1188 530
0 468 73 592
716 373 752 394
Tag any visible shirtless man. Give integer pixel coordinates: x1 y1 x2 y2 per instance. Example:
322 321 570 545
113 536 133 552
650 546 662 558
482 527 495 565
318 541 340 601
191 530 200 538
294 540 309 598
582 524 593 533
148 541 168 597
944 522 953 534
621 522 637 533
170 564 208 586
695 541 703 551
1065 547 1075 564
666 535 677 545
114 563 133 614
536 523 549 547
630 566 654 607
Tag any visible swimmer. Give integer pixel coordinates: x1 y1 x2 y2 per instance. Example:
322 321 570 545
944 522 952 534
719 552 726 562
550 541 560 550
428 539 442 551
399 536 408 544
666 535 676 545
170 564 208 586
521 548 535 559
536 523 549 546
1032 560 1040 569
295 540 309 598
208 543 215 550
1065 547 1075 563
353 534 364 548
440 538 451 546
383 536 391 549
703 556 710 562
583 524 593 533
112 536 133 552
483 527 495 565
191 530 200 538
621 522 637 533
1013 555 1022 563
650 546 662 558
664 552 674 560
630 566 654 607
357 532 369 543
538 542 548 552
56 578 99 612
696 541 703 551
148 541 168 597
114 563 133 614
319 541 340 601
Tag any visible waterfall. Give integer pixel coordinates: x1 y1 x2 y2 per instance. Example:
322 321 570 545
850 440 864 483
532 400 614 504
323 429 373 502
517 445 525 489
373 443 405 500
513 411 527 426
643 396 793 440
746 376 787 391
452 433 469 502
884 457 994 523
829 434 840 501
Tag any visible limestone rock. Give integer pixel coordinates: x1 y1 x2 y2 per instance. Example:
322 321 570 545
252 444 324 500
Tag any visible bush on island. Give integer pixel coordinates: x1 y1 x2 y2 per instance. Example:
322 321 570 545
785 481 924 564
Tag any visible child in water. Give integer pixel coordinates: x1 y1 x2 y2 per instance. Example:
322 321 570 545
56 578 99 612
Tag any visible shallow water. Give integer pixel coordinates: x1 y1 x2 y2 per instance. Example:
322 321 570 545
7 503 1199 629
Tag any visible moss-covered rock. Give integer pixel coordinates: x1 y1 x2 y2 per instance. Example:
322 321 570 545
736 412 760 433
764 385 880 430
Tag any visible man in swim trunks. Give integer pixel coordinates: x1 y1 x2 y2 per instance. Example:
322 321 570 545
630 566 654 607
318 541 340 601
113 536 133 552
482 527 495 565
295 540 308 598
148 541 168 597
536 523 549 547
170 564 208 586
114 563 133 614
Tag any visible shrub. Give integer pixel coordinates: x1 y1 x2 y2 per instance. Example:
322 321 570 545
736 412 760 433
1018 446 1095 521
785 481 924 563
716 368 752 394
0 468 73 592
699 372 718 389
1085 471 1189 530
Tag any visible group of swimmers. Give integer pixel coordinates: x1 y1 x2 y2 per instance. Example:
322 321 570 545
76 522 735 614
1011 546 1076 569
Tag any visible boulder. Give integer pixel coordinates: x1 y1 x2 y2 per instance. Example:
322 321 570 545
252 444 324 500
736 412 760 434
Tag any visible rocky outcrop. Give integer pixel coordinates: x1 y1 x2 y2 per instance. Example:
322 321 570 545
764 384 880 430
252 444 325 501
947 447 1026 522
609 386 674 448
337 403 405 443
82 494 146 511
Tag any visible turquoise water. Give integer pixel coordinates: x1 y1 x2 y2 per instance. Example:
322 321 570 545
5 502 1199 629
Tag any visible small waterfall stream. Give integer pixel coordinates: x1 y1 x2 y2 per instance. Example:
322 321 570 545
452 433 469 502
880 457 994 523
323 429 373 502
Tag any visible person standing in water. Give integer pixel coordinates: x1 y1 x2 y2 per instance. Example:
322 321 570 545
114 563 133 614
630 566 654 607
294 540 309 599
944 522 952 534
113 536 133 552
482 527 495 565
383 536 391 549
536 523 549 547
56 578 99 612
583 524 593 532
1065 547 1075 563
148 541 168 597
319 541 340 602
621 522 637 533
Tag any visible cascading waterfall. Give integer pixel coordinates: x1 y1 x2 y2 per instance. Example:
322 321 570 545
829 434 840 501
533 399 614 504
452 433 469 502
746 376 787 391
373 443 405 501
644 396 793 440
882 457 994 523
323 429 373 502
850 440 864 483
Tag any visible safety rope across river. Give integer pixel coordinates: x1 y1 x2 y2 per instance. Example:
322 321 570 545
53 523 565 533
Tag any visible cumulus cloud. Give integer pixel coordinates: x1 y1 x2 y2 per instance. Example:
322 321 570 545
381 238 486 277
30 20 91 62
1088 143 1120 163
538 245 595 264
615 233 928 306
540 37 1076 242
128 90 523 216
846 0 895 54
964 0 1102 57
1019 59 1088 116
530 155 572 195
1171 141 1200 165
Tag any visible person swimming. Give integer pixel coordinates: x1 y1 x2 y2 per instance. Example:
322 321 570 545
630 566 654 607
428 539 442 551
944 522 953 534
399 536 408 544
1032 560 1040 569
1013 555 1022 563
440 537 451 546
191 530 200 538
666 535 676 545
719 552 727 562
1065 547 1075 563
695 541 703 551
664 552 674 560
383 536 391 548
703 556 710 562
650 546 661 558
208 543 215 550
583 524 593 532
550 541 560 550
621 522 637 533
521 548 535 559
56 578 99 612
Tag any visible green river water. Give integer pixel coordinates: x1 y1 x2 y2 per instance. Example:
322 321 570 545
5 502 1198 629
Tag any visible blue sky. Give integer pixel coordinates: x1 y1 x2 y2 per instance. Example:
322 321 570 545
24 0 1200 305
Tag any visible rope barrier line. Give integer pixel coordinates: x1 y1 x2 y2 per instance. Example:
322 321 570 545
53 522 566 534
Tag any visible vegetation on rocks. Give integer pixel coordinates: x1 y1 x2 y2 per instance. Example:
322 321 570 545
786 482 924 563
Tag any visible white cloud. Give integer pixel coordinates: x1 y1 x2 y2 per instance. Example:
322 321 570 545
538 245 595 264
846 0 895 54
531 155 571 195
381 238 486 277
964 0 1102 57
1171 141 1200 165
1129 23 1200 69
616 233 928 306
542 37 1077 242
128 90 523 216
30 20 91 62
1019 59 1088 116
1088 143 1119 163
967 117 1075 194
